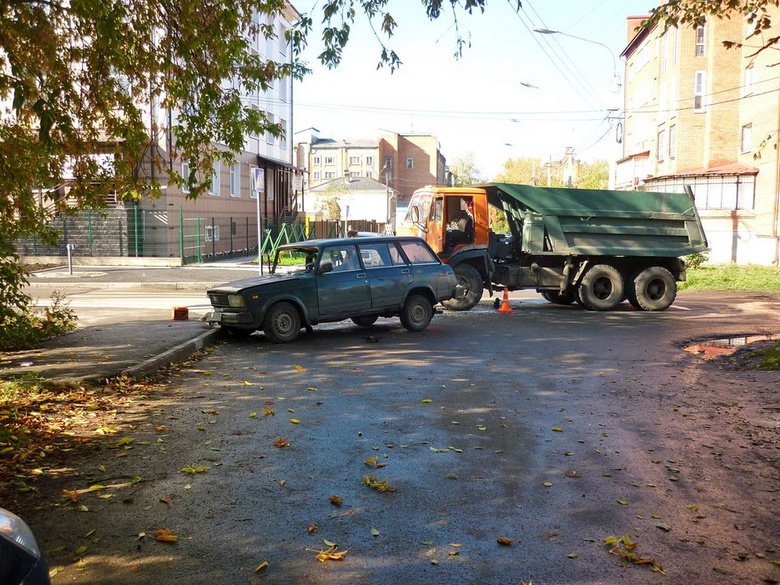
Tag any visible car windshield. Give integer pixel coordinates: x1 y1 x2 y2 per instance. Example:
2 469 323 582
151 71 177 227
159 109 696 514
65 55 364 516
272 246 319 274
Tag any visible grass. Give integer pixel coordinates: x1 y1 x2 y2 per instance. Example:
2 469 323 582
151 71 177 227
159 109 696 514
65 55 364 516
755 342 780 370
680 264 780 291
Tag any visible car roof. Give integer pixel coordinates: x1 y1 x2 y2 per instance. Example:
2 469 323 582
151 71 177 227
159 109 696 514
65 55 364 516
277 235 426 250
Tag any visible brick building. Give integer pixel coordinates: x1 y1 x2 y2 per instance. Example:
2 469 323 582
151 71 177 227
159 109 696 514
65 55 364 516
296 129 449 221
617 10 780 265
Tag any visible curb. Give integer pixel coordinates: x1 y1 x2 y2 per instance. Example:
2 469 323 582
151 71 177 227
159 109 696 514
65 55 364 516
122 327 225 379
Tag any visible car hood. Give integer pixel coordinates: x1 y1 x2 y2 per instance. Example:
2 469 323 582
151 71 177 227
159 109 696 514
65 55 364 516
207 271 309 293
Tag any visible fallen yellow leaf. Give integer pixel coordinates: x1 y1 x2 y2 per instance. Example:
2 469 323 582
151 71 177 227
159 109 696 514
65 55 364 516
254 561 268 572
153 528 178 542
294 365 306 371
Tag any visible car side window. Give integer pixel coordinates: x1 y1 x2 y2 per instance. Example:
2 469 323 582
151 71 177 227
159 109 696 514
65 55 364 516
388 243 407 265
358 243 396 268
399 241 438 264
323 245 360 272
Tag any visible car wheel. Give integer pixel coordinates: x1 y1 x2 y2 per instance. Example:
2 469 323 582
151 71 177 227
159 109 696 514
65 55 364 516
223 326 254 339
351 315 379 327
578 264 624 311
400 294 434 332
541 290 576 305
632 266 677 311
441 264 483 311
263 302 301 343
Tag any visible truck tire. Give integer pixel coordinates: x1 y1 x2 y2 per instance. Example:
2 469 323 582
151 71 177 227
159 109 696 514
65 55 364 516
578 264 624 311
263 301 301 343
632 266 677 311
400 294 434 332
441 264 483 311
541 290 577 305
351 315 379 327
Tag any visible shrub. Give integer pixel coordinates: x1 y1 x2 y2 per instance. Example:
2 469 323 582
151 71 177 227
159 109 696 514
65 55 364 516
684 250 709 269
0 292 78 351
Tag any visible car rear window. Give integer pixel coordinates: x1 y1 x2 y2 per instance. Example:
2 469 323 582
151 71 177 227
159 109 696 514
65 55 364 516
399 240 439 264
359 242 406 267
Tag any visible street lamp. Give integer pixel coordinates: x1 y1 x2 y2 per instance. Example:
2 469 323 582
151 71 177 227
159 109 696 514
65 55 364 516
533 28 619 89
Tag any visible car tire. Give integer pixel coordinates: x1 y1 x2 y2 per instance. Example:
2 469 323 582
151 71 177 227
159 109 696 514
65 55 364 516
263 302 301 343
632 266 677 311
351 315 379 327
578 264 624 311
400 295 434 332
441 264 483 311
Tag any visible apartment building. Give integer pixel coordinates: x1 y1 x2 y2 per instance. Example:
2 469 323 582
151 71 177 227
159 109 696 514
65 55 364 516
296 129 448 213
17 3 302 262
617 11 780 265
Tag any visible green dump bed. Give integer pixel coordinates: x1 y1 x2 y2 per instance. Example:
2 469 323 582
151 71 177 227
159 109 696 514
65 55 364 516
483 183 708 257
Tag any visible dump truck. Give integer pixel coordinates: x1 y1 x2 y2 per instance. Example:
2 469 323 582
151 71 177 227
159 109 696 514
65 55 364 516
399 183 708 311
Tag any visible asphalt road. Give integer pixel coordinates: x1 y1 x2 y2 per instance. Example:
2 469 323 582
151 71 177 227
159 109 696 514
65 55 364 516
22 293 780 585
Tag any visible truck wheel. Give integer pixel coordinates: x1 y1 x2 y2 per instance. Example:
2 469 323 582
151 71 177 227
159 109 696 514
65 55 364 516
263 302 301 343
400 295 434 332
351 315 379 327
441 264 483 311
578 264 624 311
541 290 576 305
632 266 677 311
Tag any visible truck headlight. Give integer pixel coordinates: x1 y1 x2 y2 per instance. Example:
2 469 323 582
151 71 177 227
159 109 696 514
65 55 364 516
227 294 246 308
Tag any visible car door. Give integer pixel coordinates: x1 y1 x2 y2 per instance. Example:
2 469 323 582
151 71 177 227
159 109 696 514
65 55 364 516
315 243 372 318
357 241 412 309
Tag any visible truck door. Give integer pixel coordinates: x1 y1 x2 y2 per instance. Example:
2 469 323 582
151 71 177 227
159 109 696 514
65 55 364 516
426 197 445 255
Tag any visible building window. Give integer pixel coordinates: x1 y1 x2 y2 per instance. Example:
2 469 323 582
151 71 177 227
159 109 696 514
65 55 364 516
695 25 705 57
366 170 373 178
205 225 220 242
406 157 414 169
349 171 360 178
349 156 360 165
312 155 321 166
366 155 374 165
744 64 754 96
657 129 666 162
181 162 190 194
210 160 221 195
266 113 275 145
280 119 288 149
313 171 321 181
324 156 335 166
230 163 240 197
384 156 392 169
324 171 335 179
669 124 676 159
741 123 753 153
694 70 705 113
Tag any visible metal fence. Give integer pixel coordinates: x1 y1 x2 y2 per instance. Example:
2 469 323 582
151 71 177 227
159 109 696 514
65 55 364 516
18 207 389 264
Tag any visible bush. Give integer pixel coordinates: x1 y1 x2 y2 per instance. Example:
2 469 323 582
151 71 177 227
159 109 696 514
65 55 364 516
684 250 709 269
0 292 78 351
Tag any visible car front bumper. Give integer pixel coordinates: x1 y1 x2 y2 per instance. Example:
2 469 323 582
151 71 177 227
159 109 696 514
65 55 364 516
205 309 256 326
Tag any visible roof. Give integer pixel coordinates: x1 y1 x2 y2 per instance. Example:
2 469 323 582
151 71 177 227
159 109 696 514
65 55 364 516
652 161 759 178
309 176 396 193
311 138 377 148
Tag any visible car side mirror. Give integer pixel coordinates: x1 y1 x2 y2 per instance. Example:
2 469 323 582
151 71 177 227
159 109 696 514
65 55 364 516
410 206 427 233
319 260 333 274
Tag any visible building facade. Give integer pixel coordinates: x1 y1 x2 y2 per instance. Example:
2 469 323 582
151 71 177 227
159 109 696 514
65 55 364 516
17 3 303 263
617 11 780 265
296 129 448 221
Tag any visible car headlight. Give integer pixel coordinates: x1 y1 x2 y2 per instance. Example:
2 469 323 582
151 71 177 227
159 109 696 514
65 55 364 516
0 508 41 557
227 294 246 308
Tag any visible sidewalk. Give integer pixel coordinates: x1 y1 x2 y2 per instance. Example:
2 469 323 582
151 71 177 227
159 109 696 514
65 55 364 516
0 261 263 385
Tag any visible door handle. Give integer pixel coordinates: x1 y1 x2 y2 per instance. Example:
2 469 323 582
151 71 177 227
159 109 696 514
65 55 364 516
401 269 410 274
357 273 366 279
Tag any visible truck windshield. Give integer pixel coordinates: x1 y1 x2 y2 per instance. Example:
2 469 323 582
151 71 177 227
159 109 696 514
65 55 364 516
400 192 433 232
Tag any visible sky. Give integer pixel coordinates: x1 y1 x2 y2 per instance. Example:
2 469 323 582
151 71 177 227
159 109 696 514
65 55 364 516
292 0 657 180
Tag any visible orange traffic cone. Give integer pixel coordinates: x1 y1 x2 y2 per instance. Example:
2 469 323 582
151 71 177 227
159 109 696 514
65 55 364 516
497 287 512 313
